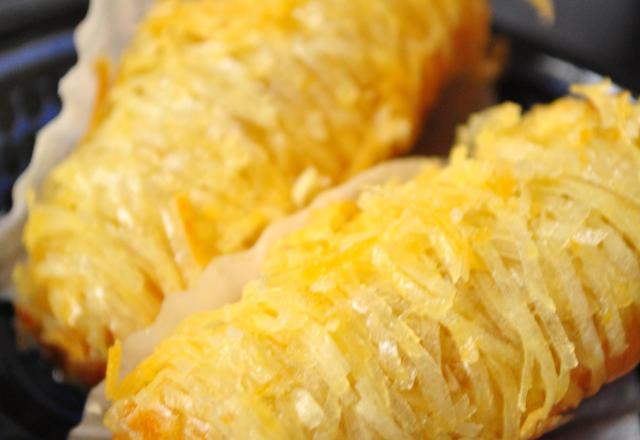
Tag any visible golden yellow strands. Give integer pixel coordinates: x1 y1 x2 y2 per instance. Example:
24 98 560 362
106 83 640 439
14 0 489 379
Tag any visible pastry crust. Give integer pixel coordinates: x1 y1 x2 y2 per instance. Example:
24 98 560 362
106 83 640 439
14 0 490 380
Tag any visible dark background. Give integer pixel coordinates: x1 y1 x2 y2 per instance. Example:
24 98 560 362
492 0 640 92
0 1 639 439
1 0 639 88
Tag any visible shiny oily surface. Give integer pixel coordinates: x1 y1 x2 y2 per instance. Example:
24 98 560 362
13 0 489 377
106 83 640 439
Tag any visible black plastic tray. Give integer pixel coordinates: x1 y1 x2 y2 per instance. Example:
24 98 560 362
1 3 88 438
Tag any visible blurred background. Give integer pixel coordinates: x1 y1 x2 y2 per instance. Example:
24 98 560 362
0 0 639 438
493 0 640 106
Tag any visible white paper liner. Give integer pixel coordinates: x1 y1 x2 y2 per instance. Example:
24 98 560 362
0 1 635 438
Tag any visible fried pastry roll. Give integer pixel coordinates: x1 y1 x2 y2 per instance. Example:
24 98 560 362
106 82 640 439
14 0 489 379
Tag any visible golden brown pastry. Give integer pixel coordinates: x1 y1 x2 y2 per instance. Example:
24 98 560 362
14 0 489 380
105 82 640 438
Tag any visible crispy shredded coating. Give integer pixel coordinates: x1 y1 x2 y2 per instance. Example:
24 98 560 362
14 0 489 376
106 82 640 439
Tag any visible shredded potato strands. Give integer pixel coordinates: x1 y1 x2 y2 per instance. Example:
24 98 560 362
105 82 640 439
14 0 489 376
